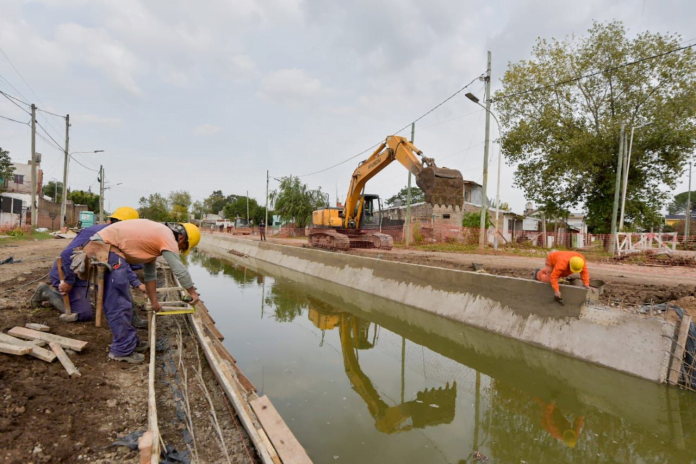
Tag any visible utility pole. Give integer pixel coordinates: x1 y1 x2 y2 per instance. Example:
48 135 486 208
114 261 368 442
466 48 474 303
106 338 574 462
609 123 625 254
686 162 692 238
619 125 635 231
30 104 37 228
99 165 105 223
265 170 269 235
60 114 69 229
405 123 415 246
478 51 492 249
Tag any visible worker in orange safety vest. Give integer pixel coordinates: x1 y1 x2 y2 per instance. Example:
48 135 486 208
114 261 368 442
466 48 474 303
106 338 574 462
534 250 590 303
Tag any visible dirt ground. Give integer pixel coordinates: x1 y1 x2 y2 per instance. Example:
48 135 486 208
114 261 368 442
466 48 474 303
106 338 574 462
0 238 257 463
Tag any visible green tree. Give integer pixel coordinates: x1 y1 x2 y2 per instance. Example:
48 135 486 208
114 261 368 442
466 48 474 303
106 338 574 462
270 177 324 228
191 200 205 220
43 181 64 202
204 190 227 215
69 190 100 213
223 195 257 222
495 21 696 233
667 191 696 215
138 193 171 222
462 211 491 229
386 185 425 206
0 147 15 190
169 190 192 221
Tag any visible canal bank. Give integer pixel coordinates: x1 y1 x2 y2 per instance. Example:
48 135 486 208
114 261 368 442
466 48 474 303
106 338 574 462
199 234 678 384
187 250 696 463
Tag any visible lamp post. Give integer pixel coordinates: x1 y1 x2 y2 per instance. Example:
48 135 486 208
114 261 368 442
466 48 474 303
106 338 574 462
61 150 104 228
465 91 503 249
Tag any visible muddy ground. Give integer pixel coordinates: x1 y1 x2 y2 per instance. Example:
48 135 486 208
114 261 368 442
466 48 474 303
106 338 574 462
1 238 257 463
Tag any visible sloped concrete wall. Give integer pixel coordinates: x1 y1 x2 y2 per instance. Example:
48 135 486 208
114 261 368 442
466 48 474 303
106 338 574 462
200 234 676 383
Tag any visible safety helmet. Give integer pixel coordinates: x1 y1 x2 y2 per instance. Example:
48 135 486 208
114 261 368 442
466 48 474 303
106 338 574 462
181 223 201 255
569 256 585 274
109 206 139 222
562 429 578 448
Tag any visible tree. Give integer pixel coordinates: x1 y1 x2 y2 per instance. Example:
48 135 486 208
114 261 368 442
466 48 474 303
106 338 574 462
43 181 64 202
204 190 227 215
0 147 15 190
386 185 425 206
462 211 491 228
223 195 257 221
169 190 192 221
138 193 171 222
191 200 205 220
69 190 100 213
667 191 696 215
495 21 696 233
270 176 325 228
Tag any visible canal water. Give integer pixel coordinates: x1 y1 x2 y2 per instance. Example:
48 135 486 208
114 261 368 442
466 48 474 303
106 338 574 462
187 251 696 464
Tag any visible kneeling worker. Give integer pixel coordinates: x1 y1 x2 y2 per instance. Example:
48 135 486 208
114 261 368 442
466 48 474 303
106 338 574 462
31 207 144 322
88 219 201 363
535 250 590 303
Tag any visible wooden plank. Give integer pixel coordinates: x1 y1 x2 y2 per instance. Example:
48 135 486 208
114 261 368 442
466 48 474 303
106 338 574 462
147 309 160 464
138 431 153 464
8 327 88 352
0 333 56 362
156 287 186 293
669 314 692 385
250 395 313 464
0 342 31 356
49 342 81 377
25 323 50 332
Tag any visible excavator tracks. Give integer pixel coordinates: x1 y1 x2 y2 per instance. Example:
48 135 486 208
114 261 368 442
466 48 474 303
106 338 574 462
308 230 393 251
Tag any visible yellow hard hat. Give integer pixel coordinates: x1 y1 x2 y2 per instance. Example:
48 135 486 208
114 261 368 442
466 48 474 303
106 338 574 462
181 223 201 255
109 206 139 222
562 429 578 448
569 256 585 274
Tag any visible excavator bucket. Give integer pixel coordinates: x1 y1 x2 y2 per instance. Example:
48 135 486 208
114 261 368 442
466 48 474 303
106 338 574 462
415 167 464 208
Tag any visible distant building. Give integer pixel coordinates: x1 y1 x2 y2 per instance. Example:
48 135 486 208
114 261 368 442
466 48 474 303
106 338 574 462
0 158 43 196
665 213 696 227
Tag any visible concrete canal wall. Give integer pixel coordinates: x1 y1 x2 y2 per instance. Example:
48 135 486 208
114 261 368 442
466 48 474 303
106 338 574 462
199 235 677 384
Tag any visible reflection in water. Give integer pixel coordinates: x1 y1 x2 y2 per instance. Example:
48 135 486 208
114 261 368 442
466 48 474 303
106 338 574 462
308 305 457 434
190 252 696 464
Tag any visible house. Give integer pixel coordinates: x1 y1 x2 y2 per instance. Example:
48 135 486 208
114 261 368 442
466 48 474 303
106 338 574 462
0 158 43 196
665 213 696 227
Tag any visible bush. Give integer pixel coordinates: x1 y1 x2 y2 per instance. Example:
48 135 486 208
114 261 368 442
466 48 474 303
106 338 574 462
7 227 24 237
412 223 423 244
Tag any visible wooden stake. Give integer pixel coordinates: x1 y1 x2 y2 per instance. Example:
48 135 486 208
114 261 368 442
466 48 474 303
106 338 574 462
49 342 81 377
8 327 88 352
669 314 692 385
0 342 31 356
138 431 153 464
147 308 160 464
95 267 105 327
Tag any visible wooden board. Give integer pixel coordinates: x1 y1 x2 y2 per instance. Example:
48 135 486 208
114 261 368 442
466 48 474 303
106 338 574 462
669 314 692 385
0 333 56 362
8 327 88 352
25 323 50 332
0 342 31 356
147 310 160 464
250 395 313 464
49 342 81 377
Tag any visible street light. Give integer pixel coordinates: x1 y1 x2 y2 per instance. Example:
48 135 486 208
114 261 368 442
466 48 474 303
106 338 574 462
60 149 104 229
465 92 504 249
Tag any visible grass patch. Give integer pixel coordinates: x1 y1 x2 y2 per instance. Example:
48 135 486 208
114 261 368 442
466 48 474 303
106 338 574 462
0 230 54 242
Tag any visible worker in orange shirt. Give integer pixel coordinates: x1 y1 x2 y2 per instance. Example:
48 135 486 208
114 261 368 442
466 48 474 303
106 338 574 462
534 398 585 448
535 250 590 303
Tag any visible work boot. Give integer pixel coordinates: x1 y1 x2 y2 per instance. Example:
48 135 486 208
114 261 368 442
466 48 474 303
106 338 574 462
131 309 148 329
30 283 65 312
108 352 145 364
134 341 149 353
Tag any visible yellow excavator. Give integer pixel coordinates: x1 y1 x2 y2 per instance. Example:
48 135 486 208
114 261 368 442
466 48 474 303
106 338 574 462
308 306 457 434
309 135 464 250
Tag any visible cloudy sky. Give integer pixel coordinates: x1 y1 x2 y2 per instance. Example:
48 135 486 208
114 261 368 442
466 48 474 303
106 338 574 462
0 0 693 214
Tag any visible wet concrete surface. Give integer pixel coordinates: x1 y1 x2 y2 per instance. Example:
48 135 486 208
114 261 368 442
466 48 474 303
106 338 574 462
187 250 696 464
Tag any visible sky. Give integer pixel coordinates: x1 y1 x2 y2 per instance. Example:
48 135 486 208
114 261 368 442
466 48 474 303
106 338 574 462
0 0 694 215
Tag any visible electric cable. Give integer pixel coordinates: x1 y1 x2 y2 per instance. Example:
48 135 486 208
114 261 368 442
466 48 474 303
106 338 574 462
0 90 31 115
70 155 99 173
495 43 696 102
296 73 485 178
0 113 29 125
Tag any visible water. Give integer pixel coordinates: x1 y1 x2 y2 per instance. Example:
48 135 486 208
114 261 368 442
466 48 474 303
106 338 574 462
187 251 696 464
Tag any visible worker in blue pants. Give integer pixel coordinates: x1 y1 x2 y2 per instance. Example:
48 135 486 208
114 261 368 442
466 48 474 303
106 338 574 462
31 207 144 322
103 251 141 357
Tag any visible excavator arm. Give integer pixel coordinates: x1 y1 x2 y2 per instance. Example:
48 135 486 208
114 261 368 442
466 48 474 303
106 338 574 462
343 136 464 227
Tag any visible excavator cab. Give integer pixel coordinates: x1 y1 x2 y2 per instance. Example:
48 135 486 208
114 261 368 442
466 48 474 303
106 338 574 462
357 194 383 230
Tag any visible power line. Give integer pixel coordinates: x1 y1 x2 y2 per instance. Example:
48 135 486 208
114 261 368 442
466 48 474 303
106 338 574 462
296 73 485 178
0 113 29 125
495 43 696 102
36 107 66 119
35 120 64 151
70 155 99 173
0 90 31 115
0 73 31 105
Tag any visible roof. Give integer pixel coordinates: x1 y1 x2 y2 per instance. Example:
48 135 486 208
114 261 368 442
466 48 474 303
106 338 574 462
665 213 696 220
